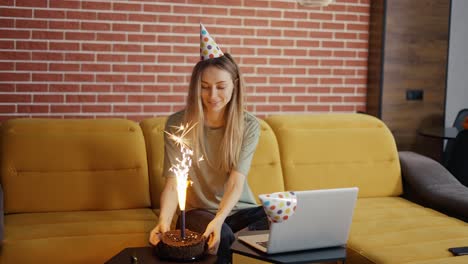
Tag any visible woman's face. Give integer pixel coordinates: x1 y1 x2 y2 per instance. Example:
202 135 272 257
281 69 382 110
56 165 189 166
200 66 234 116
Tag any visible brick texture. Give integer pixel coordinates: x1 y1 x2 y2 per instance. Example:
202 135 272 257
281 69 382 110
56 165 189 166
0 0 369 121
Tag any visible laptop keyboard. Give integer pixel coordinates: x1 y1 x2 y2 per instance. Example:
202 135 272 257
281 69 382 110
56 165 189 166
256 241 268 248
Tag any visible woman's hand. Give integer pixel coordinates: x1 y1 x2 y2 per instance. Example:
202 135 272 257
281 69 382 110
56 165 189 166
149 222 170 246
203 218 224 255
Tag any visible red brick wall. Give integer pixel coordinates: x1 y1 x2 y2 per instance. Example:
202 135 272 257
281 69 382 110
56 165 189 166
0 0 369 121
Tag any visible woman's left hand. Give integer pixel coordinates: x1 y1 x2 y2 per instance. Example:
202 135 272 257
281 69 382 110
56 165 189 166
203 217 224 255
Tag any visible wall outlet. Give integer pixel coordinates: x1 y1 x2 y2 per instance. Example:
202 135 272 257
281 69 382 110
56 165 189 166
406 89 424 101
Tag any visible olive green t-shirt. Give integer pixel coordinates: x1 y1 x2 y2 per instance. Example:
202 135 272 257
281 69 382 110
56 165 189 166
163 110 260 213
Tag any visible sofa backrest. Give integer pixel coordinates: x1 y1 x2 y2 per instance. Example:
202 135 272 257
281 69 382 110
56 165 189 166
265 114 402 197
0 118 150 213
140 117 284 208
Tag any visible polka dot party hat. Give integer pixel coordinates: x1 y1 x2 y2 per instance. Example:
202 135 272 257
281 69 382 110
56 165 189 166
259 191 297 223
200 23 224 61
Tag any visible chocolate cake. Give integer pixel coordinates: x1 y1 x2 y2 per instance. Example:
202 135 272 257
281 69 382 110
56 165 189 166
156 229 206 261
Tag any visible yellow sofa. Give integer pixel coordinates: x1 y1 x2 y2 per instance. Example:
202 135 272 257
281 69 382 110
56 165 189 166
1 114 467 263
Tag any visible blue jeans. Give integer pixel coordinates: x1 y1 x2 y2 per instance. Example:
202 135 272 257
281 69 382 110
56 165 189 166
176 206 268 264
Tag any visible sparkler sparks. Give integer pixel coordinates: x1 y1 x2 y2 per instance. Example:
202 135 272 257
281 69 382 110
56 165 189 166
165 123 197 150
165 122 200 239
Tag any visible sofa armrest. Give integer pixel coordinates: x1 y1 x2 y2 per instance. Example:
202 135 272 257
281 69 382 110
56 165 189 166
399 151 468 222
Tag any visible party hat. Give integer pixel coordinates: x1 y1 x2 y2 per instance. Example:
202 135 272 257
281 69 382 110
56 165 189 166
200 23 224 60
259 191 297 223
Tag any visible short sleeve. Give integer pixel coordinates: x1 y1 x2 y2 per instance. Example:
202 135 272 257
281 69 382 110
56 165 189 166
163 112 185 178
234 113 260 176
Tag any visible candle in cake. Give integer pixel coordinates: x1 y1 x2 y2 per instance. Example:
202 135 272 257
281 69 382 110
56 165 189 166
165 123 198 239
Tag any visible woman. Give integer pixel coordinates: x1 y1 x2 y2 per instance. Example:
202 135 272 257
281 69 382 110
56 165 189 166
149 24 267 263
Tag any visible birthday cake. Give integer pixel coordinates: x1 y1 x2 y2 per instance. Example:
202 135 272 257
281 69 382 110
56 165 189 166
156 229 206 261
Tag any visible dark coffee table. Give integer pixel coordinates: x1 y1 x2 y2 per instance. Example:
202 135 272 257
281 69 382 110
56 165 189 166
418 126 459 140
231 239 346 264
105 247 217 264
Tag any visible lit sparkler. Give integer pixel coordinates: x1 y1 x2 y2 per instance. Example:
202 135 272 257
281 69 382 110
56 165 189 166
164 122 200 239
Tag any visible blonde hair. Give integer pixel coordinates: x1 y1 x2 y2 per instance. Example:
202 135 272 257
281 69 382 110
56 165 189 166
184 53 245 173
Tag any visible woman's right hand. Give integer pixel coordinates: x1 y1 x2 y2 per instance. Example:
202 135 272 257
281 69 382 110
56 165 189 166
149 223 170 246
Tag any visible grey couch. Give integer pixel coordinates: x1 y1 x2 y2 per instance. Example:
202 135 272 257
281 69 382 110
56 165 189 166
400 151 468 222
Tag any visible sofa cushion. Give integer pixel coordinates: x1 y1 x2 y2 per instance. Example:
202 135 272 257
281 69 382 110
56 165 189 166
348 197 468 263
1 118 150 213
1 209 157 264
265 114 402 197
403 257 468 263
140 117 284 207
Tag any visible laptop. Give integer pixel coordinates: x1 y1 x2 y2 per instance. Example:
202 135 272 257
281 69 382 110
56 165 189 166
238 187 358 254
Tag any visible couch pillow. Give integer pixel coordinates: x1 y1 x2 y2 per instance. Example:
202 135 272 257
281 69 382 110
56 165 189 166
266 114 402 197
1 118 150 213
